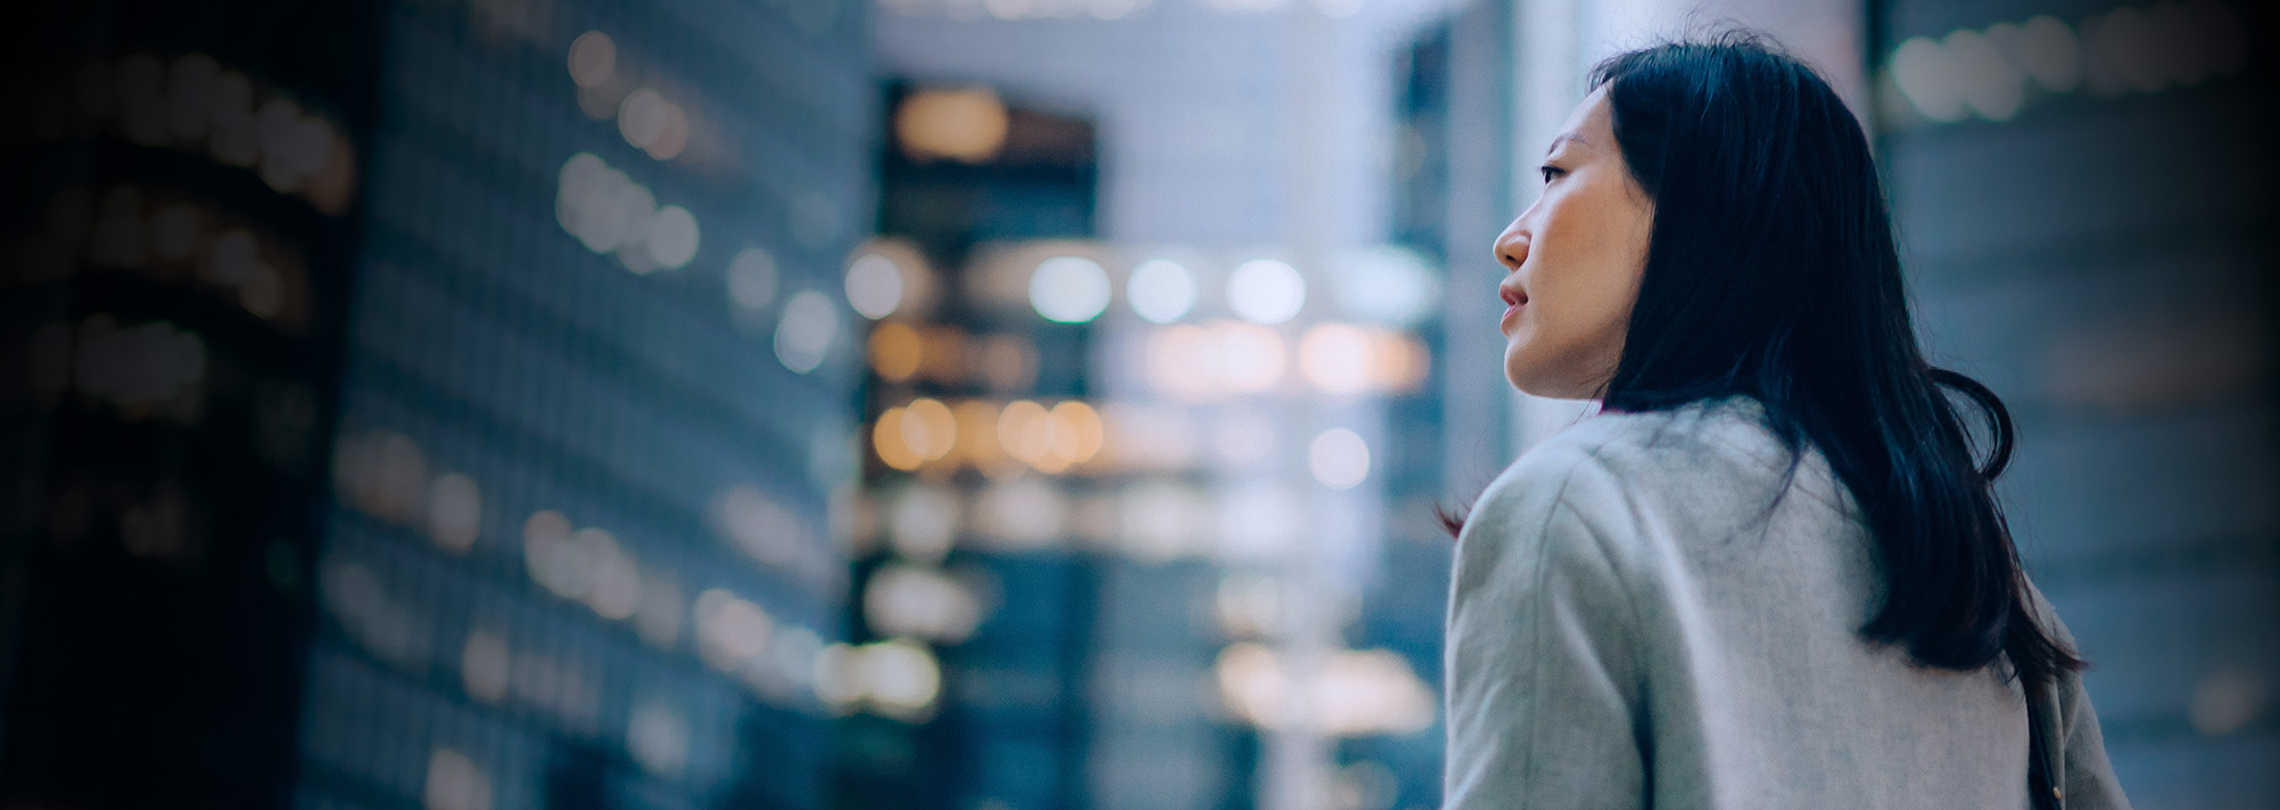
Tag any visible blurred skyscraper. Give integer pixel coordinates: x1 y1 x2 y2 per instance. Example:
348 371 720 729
837 83 1105 810
848 56 1461 810
1869 2 2279 806
304 0 878 807
6 0 879 808
3 1 381 805
1348 4 1520 807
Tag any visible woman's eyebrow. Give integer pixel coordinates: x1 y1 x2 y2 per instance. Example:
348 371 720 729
1545 133 1590 155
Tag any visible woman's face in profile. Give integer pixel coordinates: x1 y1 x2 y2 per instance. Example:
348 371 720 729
1493 87 1655 399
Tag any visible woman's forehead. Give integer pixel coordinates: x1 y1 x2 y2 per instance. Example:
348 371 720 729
1550 89 1614 154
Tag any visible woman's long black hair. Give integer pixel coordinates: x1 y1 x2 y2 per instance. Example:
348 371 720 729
1440 31 2084 691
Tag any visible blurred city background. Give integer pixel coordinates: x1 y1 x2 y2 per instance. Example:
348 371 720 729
1 0 2273 808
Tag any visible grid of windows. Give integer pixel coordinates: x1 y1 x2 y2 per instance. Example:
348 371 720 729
294 1 874 808
1872 3 2279 807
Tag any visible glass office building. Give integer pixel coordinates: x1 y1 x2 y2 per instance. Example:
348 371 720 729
1869 2 2279 806
2 1 382 805
3 1 878 808
299 1 878 808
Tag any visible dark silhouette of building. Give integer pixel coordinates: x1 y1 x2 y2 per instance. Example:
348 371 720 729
4 1 877 808
1869 2 2280 807
2 1 381 805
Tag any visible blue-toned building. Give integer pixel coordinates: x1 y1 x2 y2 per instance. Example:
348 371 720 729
1870 1 2279 807
295 1 878 808
2 1 381 805
839 82 1109 810
5 1 882 809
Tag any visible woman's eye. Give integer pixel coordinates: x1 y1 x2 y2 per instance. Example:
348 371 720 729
1539 165 1565 183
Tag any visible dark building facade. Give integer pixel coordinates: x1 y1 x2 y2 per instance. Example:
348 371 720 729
1870 1 2280 806
5 1 878 808
299 1 877 808
3 1 382 805
838 83 1106 810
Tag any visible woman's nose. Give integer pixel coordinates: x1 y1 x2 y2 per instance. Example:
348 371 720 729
1494 232 1528 272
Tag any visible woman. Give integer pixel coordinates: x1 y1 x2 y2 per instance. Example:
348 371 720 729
1439 33 2130 809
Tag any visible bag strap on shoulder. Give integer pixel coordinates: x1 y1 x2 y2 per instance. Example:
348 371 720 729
2026 674 2065 810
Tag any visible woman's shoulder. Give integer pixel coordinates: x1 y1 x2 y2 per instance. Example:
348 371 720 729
1467 395 1851 542
1459 405 1664 550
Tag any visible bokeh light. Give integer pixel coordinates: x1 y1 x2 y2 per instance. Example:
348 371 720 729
1226 259 1304 324
1307 428 1370 490
627 702 691 778
862 638 944 719
423 748 491 810
1297 322 1375 394
886 484 959 562
1126 258 1196 323
1029 255 1112 323
997 400 1052 466
425 472 482 553
459 631 511 704
1332 246 1439 327
868 321 924 382
643 204 699 269
895 87 1009 162
727 247 779 313
899 397 958 462
846 251 906 320
864 564 985 642
567 31 616 89
694 588 774 672
774 290 839 374
873 407 924 471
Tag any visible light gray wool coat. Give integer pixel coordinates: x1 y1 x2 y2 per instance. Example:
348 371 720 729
1444 396 2130 809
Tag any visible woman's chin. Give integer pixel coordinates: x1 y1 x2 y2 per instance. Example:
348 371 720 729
1503 350 1547 395
1505 353 1589 399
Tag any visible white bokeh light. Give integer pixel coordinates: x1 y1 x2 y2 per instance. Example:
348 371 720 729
845 252 905 320
1298 323 1375 394
424 748 492 810
581 528 640 622
1126 258 1196 323
2015 16 2082 93
1215 483 1298 561
1117 481 1200 561
426 472 482 553
886 484 959 563
727 247 778 312
1946 29 2023 121
618 88 671 150
567 31 615 89
1227 258 1305 324
1334 247 1439 326
975 476 1067 549
627 701 691 778
1308 427 1370 490
643 205 699 270
556 152 697 267
1890 36 1965 122
1029 255 1111 323
863 564 984 643
1213 321 1286 394
861 638 942 718
694 588 774 672
775 290 839 374
460 630 511 703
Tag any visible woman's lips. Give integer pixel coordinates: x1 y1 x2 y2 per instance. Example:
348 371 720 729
1498 282 1526 334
